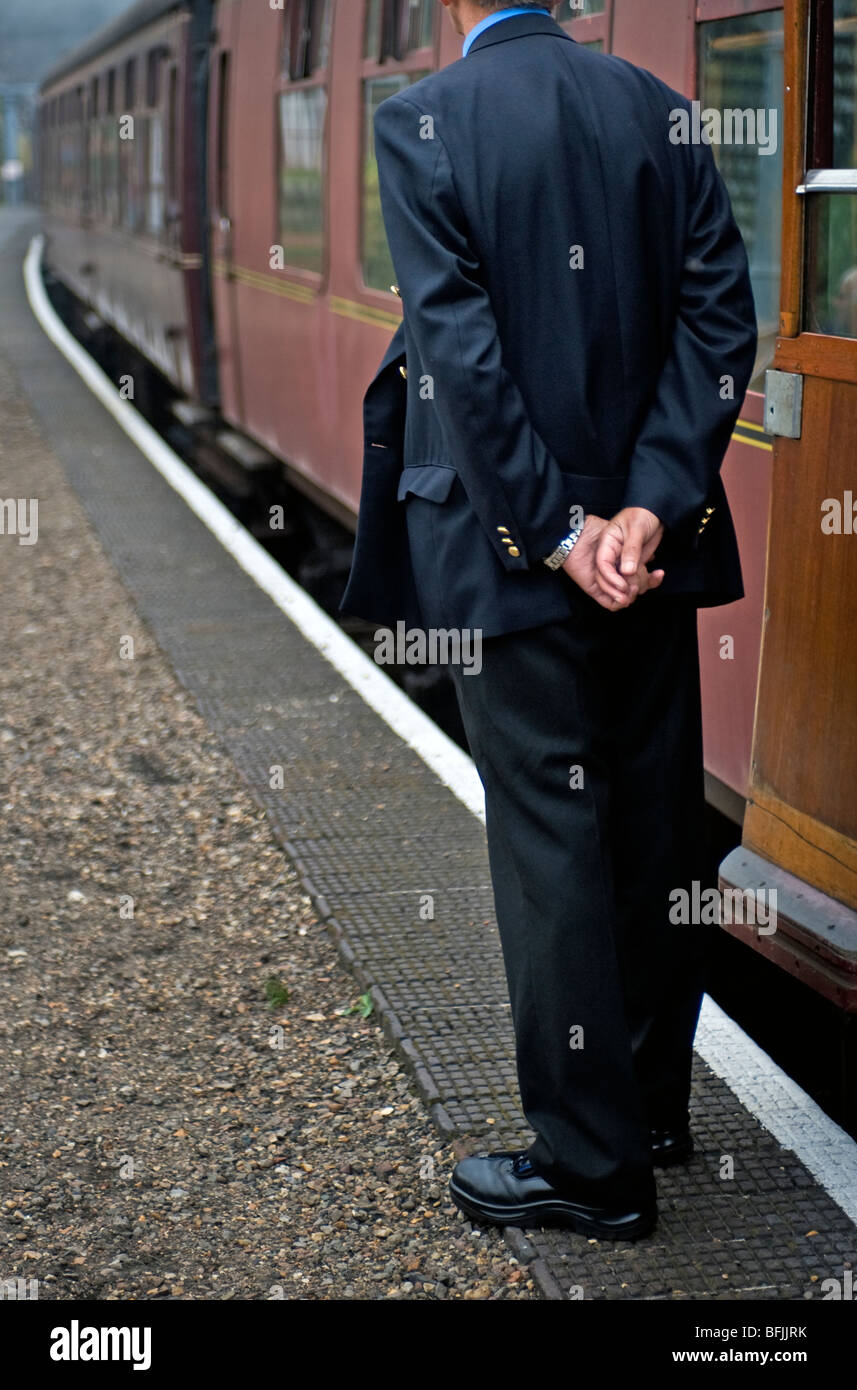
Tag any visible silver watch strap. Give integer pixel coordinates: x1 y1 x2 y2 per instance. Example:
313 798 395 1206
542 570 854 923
542 526 583 571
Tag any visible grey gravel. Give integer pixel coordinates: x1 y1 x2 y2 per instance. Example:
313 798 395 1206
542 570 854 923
0 354 536 1301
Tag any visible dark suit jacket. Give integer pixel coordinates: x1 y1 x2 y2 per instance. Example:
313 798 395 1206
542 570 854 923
340 10 758 638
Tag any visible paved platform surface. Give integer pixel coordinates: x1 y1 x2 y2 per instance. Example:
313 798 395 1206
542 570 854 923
3 207 856 1300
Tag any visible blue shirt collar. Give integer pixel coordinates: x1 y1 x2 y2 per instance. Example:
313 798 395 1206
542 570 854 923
462 6 551 57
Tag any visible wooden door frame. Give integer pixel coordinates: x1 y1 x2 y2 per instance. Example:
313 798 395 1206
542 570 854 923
776 0 857 381
738 0 857 924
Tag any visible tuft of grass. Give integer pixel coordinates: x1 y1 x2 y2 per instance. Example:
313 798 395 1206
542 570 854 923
342 992 374 1019
264 975 289 1010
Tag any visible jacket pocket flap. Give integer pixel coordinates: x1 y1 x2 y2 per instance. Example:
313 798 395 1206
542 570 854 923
397 464 457 504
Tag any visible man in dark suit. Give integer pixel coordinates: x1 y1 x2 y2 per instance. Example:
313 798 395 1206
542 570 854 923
340 0 757 1240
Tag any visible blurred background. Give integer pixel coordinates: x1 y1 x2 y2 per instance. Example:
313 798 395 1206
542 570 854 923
0 0 130 204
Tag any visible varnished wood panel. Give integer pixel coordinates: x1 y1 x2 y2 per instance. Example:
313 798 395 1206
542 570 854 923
744 795 857 910
779 0 809 336
774 332 857 385
746 375 857 901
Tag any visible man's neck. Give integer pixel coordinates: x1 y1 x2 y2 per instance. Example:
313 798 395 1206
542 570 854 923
458 4 552 46
454 3 547 42
460 4 497 41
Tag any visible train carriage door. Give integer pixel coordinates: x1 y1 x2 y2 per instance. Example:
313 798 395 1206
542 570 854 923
209 25 244 420
723 0 857 990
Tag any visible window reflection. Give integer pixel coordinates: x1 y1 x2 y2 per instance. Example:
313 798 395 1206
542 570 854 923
555 1 605 19
805 0 857 338
815 0 857 168
362 72 428 290
404 0 434 51
364 0 434 61
278 87 328 274
699 11 784 389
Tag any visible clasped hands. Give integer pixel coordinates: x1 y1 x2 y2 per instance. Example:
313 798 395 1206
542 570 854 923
561 507 665 611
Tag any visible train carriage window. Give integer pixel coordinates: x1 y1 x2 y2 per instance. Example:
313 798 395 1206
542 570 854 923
698 9 785 390
555 0 609 45
277 90 328 273
364 0 383 56
58 103 68 206
144 113 166 237
102 70 117 224
804 0 857 337
283 0 332 81
89 79 101 217
277 0 331 273
363 0 383 56
146 48 166 109
120 59 145 234
124 58 136 112
136 47 169 239
123 140 146 233
364 0 434 61
404 0 435 51
60 90 78 208
361 0 435 292
102 112 119 226
361 71 428 291
117 57 143 233
75 86 85 211
555 1 605 18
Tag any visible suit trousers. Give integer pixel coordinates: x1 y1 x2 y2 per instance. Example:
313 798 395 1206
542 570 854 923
449 589 709 1206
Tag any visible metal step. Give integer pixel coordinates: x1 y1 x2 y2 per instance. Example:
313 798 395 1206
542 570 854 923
215 429 276 472
170 399 215 427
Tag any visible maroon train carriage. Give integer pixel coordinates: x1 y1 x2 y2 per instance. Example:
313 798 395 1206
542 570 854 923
37 0 774 811
39 0 216 402
38 1 857 1098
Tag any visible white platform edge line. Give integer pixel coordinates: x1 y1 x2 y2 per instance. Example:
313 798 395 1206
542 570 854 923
24 236 857 1230
23 235 485 828
697 997 857 1224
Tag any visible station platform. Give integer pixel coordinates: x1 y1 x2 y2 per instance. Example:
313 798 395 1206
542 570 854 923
2 206 856 1304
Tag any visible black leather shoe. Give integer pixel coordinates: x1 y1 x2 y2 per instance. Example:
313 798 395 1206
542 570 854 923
651 1126 693 1167
449 1151 657 1240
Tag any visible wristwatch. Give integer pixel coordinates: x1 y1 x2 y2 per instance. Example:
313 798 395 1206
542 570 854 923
542 526 583 571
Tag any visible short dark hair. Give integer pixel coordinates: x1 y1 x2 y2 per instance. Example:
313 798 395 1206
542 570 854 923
474 1 556 8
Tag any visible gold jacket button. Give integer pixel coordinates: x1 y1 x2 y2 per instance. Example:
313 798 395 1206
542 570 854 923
390 284 402 298
507 546 521 557
398 365 407 380
497 525 509 534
